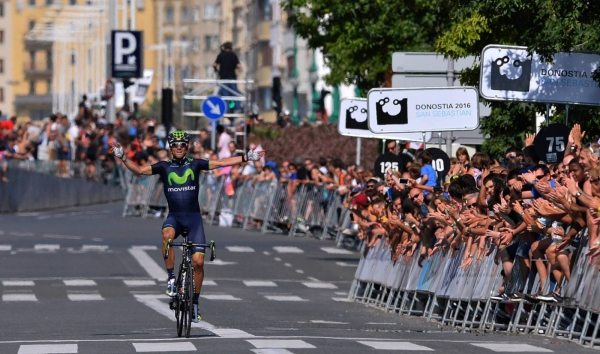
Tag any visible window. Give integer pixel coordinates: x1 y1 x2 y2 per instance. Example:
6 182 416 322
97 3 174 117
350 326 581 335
29 20 36 30
29 81 35 95
0 3 4 17
29 0 36 6
204 3 220 20
29 50 35 70
204 35 218 51
69 0 77 5
0 88 4 103
0 58 3 73
46 50 52 69
45 0 54 5
258 0 272 21
165 36 173 56
70 50 76 65
165 6 174 24
0 30 3 44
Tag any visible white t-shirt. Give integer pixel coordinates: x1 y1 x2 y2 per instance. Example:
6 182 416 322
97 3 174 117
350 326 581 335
217 132 232 159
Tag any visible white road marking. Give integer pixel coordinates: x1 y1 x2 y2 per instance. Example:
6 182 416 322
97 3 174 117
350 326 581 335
201 294 241 301
274 257 282 262
123 279 156 287
81 245 109 252
203 280 217 286
68 293 104 301
42 234 82 240
129 246 167 281
302 282 337 289
366 322 397 325
335 261 357 268
9 231 34 237
63 279 97 286
226 246 255 252
3 294 38 302
284 263 292 267
2 280 34 286
321 247 353 255
0 245 12 251
209 259 238 266
18 344 77 354
334 292 347 296
243 280 277 287
264 295 308 302
247 339 315 349
306 277 319 281
470 343 552 352
133 342 196 352
295 270 304 274
331 297 352 302
134 294 254 338
310 320 349 325
273 246 303 254
251 350 295 354
34 244 60 251
358 341 434 351
263 251 271 256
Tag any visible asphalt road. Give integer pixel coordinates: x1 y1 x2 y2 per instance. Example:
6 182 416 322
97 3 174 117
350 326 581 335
0 202 594 353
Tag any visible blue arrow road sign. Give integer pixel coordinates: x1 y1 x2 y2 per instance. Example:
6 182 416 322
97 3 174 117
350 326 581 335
202 96 226 120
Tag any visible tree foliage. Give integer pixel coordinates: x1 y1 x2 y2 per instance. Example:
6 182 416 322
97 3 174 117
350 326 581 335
283 0 451 92
285 0 600 155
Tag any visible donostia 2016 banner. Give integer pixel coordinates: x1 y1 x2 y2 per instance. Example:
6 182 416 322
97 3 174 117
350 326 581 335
480 44 600 106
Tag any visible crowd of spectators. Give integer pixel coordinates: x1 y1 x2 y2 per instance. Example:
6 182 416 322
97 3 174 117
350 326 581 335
338 124 600 304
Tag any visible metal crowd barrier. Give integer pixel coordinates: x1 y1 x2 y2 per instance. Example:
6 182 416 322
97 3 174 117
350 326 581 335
348 229 600 348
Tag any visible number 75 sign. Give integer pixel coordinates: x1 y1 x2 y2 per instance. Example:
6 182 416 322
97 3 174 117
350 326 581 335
534 123 569 164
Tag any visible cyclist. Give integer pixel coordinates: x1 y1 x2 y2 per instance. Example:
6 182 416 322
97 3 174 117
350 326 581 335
110 130 264 322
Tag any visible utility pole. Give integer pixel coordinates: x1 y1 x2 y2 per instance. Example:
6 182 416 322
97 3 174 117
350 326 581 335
105 0 117 122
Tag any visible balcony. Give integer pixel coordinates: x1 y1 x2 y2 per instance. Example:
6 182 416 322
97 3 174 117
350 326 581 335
254 21 270 42
24 63 52 79
15 94 52 118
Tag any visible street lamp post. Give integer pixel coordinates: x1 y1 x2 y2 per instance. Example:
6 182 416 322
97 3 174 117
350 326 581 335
308 50 318 123
291 34 299 125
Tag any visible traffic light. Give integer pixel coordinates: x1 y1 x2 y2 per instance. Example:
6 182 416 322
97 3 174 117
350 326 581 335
228 100 236 112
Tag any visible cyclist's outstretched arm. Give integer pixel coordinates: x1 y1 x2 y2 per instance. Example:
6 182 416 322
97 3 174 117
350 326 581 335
208 149 265 170
109 143 152 175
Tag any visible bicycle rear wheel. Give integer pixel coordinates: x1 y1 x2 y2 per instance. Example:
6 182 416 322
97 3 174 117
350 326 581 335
185 265 195 338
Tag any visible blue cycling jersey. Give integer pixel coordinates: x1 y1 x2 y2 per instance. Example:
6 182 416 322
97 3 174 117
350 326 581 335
151 158 210 213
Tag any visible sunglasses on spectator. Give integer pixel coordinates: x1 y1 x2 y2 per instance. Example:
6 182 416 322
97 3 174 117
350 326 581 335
171 142 188 149
366 184 375 189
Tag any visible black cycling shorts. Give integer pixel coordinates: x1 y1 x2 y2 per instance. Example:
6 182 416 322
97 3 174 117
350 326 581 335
162 212 206 253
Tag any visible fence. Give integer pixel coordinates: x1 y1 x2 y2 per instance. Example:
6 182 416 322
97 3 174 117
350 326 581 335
121 171 600 348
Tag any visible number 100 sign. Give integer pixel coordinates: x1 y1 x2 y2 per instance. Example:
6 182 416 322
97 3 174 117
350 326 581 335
534 123 569 164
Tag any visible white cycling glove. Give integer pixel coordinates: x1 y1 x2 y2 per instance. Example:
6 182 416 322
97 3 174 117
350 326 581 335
245 149 261 162
112 143 125 161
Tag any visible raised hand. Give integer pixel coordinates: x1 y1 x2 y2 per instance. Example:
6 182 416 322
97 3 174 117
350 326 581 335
109 143 125 160
246 149 265 162
525 132 536 147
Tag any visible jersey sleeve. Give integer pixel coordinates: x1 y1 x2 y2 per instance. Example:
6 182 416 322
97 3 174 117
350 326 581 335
151 161 167 175
193 159 210 172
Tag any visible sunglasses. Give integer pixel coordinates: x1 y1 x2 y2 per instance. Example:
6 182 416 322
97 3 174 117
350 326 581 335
171 142 188 149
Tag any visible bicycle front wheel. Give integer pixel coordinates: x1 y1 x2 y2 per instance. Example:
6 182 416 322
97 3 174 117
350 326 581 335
175 270 185 337
185 265 195 338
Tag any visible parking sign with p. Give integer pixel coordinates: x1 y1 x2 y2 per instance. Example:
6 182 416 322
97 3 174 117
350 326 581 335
111 30 143 79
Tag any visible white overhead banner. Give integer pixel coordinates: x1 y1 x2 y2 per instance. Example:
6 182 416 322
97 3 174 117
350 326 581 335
338 98 432 142
480 45 600 106
367 87 479 134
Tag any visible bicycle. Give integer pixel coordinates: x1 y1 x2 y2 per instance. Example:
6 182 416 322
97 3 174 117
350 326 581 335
165 231 216 338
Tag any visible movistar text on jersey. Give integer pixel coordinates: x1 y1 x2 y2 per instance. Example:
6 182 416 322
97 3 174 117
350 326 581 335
167 186 197 192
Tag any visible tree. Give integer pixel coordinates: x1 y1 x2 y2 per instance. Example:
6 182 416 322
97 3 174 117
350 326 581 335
435 0 600 155
283 0 451 92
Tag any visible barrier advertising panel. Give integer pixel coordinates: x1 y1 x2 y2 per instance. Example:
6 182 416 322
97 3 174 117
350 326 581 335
339 98 432 142
480 44 600 106
367 87 479 133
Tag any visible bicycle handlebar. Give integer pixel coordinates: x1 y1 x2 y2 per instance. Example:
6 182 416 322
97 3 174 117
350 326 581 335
165 240 216 261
